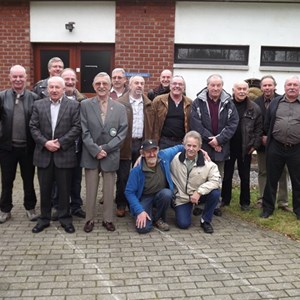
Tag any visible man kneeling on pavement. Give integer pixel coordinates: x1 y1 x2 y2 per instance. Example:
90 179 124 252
125 131 220 234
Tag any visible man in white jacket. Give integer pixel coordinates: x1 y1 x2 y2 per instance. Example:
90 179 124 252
171 130 221 233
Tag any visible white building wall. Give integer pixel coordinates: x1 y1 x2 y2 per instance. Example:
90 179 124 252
174 2 300 98
30 1 115 43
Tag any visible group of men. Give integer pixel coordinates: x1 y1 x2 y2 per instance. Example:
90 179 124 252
0 57 299 235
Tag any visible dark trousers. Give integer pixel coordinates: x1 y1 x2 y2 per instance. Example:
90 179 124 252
159 136 182 150
115 139 142 209
0 147 36 213
52 152 83 213
263 140 300 216
222 149 251 206
115 159 131 209
37 159 73 227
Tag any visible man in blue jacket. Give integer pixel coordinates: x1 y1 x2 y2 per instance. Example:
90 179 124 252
125 140 183 233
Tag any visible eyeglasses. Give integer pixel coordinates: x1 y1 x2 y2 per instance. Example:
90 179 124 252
171 82 184 87
112 76 124 80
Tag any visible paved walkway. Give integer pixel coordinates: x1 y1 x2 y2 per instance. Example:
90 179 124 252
1 173 300 300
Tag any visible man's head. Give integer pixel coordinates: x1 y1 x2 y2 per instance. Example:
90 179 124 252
93 72 111 100
47 76 65 102
207 74 223 102
170 75 185 98
9 65 27 93
61 68 77 96
140 139 159 168
183 131 202 161
284 76 300 102
111 68 127 91
129 76 145 99
160 69 172 88
48 57 64 77
233 81 249 102
260 75 277 99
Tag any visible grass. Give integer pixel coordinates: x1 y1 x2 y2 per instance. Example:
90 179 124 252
223 186 300 241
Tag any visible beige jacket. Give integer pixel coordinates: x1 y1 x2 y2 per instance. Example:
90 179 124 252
170 151 220 206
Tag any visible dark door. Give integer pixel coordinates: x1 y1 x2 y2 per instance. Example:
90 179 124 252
33 44 114 97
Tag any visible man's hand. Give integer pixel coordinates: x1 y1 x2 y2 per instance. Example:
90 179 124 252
45 139 60 152
190 191 201 204
96 149 107 159
201 149 211 161
248 147 255 155
208 136 219 148
136 211 151 228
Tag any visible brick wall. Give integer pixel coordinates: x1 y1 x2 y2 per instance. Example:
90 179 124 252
115 0 175 90
0 2 33 90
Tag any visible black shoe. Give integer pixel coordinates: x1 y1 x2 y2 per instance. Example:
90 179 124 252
72 209 86 219
213 208 222 217
220 201 229 207
260 211 272 219
32 223 50 233
62 223 75 233
193 207 203 216
240 205 250 212
200 221 214 234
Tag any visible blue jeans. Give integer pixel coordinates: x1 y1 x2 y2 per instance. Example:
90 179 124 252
175 189 220 229
136 188 172 234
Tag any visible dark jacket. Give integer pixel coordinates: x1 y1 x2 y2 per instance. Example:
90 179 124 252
147 84 170 101
29 95 81 168
233 97 263 157
117 92 155 160
0 88 39 152
254 93 280 152
32 78 49 99
190 88 239 162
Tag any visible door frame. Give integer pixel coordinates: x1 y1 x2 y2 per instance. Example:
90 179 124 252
33 43 115 97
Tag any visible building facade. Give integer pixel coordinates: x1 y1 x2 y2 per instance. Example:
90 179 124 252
0 0 300 98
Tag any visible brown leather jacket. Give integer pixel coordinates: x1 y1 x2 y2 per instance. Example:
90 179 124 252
117 92 155 160
152 93 192 142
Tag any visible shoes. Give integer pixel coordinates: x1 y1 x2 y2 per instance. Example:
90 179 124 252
260 211 273 219
154 218 170 231
51 209 59 221
26 209 38 221
32 223 50 233
200 221 214 234
278 206 293 213
254 199 263 209
220 201 229 207
0 211 11 224
116 208 126 217
102 221 115 232
240 205 250 212
84 220 94 233
61 223 75 234
72 209 86 218
193 207 203 216
213 208 222 217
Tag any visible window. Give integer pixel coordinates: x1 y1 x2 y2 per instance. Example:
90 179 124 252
174 44 249 65
261 47 300 67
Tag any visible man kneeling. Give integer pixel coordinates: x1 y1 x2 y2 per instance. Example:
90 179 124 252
171 131 220 234
125 140 183 233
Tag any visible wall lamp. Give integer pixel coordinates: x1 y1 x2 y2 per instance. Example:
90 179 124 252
65 22 75 32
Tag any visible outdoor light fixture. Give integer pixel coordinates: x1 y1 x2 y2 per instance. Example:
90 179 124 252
65 22 75 32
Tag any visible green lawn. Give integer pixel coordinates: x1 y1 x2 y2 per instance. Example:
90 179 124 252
224 186 300 241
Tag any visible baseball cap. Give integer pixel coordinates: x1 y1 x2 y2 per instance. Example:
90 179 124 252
140 139 158 151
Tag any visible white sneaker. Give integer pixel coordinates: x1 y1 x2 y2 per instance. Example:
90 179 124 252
26 209 38 221
0 211 11 223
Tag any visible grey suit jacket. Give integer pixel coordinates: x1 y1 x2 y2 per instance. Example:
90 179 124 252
29 96 81 168
80 97 128 172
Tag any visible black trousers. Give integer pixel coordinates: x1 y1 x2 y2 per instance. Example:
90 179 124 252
0 147 36 213
263 139 300 216
222 148 251 206
115 139 143 209
37 159 73 226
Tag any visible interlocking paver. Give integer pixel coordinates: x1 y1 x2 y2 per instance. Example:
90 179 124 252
1 172 300 300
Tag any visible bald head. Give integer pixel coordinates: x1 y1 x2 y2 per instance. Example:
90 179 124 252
9 65 27 93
